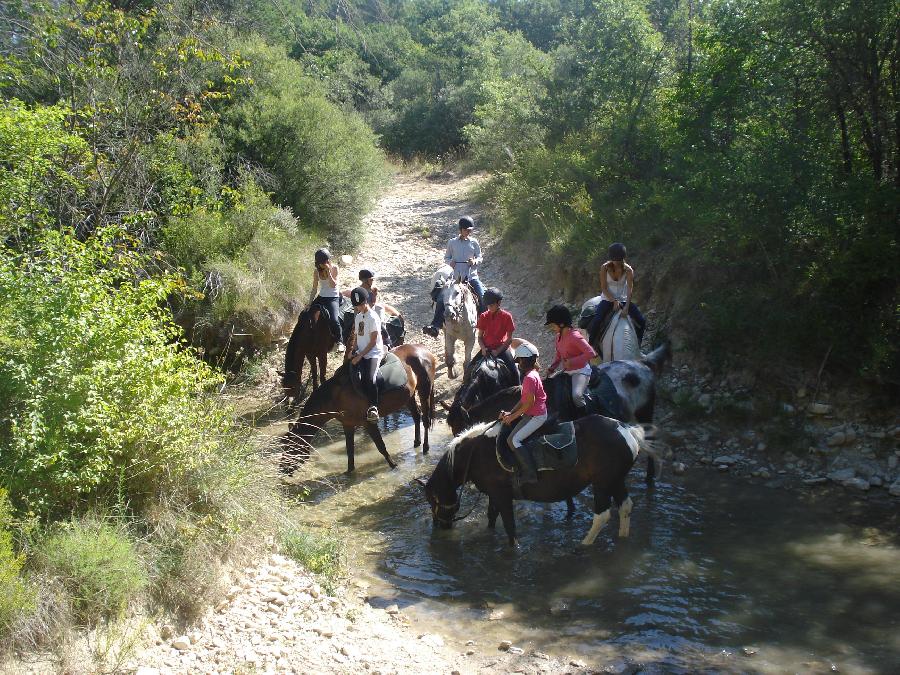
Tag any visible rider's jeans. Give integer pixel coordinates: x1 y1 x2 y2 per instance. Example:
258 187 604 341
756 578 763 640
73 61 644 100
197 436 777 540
313 295 342 342
569 370 590 408
468 277 485 311
588 300 646 345
431 299 446 329
354 356 379 408
509 412 549 449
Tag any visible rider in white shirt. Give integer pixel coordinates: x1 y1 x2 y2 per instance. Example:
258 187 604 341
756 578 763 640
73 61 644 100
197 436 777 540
346 286 384 422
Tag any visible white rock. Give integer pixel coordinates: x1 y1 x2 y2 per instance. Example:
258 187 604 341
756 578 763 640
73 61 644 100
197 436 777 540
827 468 856 483
419 633 444 648
808 402 832 415
172 636 191 651
385 604 400 614
340 254 354 266
843 477 870 491
508 646 524 655
488 609 504 621
889 480 900 497
672 462 686 476
532 651 550 660
714 455 738 465
570 659 586 668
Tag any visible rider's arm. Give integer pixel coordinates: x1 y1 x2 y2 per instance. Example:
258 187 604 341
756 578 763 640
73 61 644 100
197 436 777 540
358 331 379 358
329 263 339 286
506 393 535 423
382 302 400 317
477 328 486 351
308 267 319 305
623 264 634 313
444 240 454 266
345 320 357 359
470 239 482 266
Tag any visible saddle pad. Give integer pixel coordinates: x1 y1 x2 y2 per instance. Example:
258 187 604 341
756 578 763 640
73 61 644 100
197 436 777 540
495 422 578 474
587 371 625 420
578 295 604 329
376 352 407 394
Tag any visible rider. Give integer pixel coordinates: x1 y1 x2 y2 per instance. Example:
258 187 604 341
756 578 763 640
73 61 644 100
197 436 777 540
308 248 343 347
445 216 485 310
369 286 401 349
545 304 597 419
500 342 547 484
422 264 454 337
586 243 646 348
346 286 384 422
475 287 519 385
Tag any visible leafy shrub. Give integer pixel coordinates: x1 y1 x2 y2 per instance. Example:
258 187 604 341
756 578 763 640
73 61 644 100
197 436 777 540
34 520 146 625
278 524 343 592
0 227 239 519
0 489 35 638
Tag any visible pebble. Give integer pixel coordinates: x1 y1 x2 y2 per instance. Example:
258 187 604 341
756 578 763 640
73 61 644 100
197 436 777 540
385 604 400 615
171 636 191 651
827 468 856 483
803 477 828 485
499 640 513 651
888 480 900 497
742 646 758 656
808 402 832 414
713 455 738 465
532 651 550 660
672 462 686 475
488 609 505 621
570 659 586 667
508 646 524 655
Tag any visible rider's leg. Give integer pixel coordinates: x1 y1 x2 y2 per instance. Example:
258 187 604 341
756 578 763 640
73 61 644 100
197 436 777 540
468 277 485 312
317 295 343 343
508 413 547 483
571 371 590 417
627 303 646 344
360 356 379 420
499 347 520 385
587 300 614 345
423 286 445 336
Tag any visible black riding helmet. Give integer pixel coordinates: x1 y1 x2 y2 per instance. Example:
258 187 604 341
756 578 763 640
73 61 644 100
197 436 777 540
608 242 627 261
544 304 573 327
458 216 475 230
358 269 374 281
314 248 331 265
482 287 503 306
350 287 369 306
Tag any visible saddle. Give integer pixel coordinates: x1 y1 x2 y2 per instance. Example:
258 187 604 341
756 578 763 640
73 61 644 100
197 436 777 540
341 352 408 397
466 352 516 388
496 418 578 479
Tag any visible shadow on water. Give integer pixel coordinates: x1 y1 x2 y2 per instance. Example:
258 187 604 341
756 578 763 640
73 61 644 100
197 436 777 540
279 414 900 672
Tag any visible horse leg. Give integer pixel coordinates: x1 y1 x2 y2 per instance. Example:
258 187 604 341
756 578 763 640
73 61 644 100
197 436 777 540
564 497 576 520
645 457 657 486
318 353 327 391
487 498 499 529
497 496 518 546
308 354 318 391
611 480 633 537
343 426 355 474
463 332 474 373
408 398 422 448
445 331 456 379
420 381 431 455
365 421 396 469
581 486 612 546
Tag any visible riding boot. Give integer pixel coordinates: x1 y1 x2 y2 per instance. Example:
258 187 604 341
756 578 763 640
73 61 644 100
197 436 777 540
512 445 538 484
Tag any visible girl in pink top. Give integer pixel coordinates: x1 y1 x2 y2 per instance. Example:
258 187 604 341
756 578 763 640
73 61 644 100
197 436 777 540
544 305 597 415
499 342 547 483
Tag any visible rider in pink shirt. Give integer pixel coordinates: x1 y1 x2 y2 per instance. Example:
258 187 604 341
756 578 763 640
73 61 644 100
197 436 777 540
545 305 597 417
499 342 547 484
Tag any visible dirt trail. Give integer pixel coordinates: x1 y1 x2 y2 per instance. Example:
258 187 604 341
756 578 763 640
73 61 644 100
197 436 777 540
353 171 555 398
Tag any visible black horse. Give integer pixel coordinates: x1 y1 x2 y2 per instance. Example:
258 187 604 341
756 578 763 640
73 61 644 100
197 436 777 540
422 416 661 547
447 342 670 484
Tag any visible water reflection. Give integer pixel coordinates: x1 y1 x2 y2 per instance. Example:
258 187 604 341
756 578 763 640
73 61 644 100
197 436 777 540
271 414 900 672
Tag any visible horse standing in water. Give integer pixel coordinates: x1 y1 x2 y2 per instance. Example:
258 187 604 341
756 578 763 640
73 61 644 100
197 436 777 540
279 344 437 474
441 279 478 379
422 416 661 547
448 343 670 484
279 304 337 407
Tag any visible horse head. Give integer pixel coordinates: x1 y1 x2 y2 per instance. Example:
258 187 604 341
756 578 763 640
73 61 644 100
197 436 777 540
444 280 476 325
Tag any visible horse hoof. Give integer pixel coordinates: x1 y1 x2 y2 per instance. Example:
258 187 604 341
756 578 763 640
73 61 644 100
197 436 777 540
413 439 421 448
645 476 656 487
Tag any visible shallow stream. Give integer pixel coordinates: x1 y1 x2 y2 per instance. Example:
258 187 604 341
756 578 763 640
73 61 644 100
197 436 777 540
272 412 900 673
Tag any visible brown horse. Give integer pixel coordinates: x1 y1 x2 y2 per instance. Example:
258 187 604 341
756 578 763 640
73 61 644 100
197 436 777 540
279 304 338 407
280 344 437 474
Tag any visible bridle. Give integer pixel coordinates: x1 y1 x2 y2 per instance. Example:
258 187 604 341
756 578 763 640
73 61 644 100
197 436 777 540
430 425 493 526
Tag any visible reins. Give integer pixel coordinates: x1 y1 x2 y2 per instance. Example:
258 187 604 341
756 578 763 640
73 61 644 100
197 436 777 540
449 419 500 522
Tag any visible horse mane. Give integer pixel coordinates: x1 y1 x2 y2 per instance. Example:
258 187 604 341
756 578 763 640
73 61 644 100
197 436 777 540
446 420 501 455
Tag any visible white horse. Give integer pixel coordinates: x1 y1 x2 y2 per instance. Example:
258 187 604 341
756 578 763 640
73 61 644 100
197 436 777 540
580 296 642 362
442 279 478 379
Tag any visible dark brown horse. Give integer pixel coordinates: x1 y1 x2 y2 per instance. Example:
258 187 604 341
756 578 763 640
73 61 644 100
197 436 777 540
279 304 338 407
280 344 437 474
422 416 661 547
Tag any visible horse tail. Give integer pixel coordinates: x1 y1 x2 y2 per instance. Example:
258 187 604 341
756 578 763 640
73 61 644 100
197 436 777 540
641 340 672 375
619 423 667 480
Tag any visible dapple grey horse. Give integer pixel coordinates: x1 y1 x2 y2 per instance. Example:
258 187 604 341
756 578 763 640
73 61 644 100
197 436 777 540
442 279 478 379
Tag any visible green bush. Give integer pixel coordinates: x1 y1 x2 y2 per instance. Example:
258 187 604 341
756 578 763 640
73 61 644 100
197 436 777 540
34 520 146 625
0 489 35 638
0 227 240 518
225 40 386 251
278 524 343 592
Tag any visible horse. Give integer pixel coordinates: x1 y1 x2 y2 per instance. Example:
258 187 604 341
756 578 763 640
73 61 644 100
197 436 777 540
279 304 338 407
279 344 436 475
447 343 671 470
579 295 641 362
442 337 525 430
421 416 661 547
441 279 478 379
